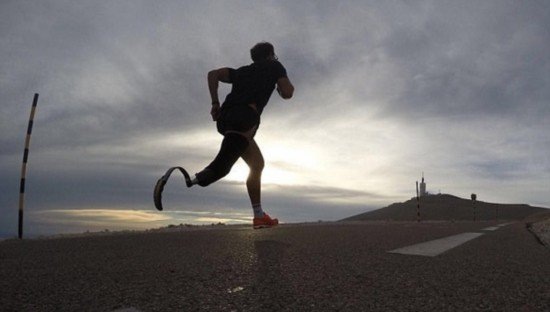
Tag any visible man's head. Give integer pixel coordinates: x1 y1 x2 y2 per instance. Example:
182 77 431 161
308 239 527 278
250 42 276 62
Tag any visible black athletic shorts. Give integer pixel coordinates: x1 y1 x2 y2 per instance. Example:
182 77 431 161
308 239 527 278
216 105 260 136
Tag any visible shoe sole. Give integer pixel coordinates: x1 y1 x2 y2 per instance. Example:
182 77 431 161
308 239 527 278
253 223 279 229
154 166 192 211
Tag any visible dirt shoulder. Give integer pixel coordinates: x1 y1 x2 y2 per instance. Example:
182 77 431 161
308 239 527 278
528 217 550 248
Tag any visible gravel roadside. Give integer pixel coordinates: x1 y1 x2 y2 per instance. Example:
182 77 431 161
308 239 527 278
528 218 550 248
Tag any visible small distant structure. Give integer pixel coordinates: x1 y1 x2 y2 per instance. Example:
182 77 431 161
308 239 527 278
419 172 427 197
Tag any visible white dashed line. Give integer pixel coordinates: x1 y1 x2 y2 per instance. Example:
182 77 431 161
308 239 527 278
389 223 514 257
388 232 484 257
497 222 514 227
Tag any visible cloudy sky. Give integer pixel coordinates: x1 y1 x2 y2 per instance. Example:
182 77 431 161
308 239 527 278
1 0 549 237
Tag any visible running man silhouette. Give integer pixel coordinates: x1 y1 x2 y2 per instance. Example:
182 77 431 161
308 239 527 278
154 42 294 229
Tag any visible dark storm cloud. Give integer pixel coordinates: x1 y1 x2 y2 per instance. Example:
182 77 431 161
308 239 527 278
374 1 550 119
1 1 236 155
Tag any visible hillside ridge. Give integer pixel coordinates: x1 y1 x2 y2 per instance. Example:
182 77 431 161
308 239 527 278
342 194 548 222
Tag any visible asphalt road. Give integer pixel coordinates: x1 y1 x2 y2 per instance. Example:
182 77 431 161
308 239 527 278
1 221 549 311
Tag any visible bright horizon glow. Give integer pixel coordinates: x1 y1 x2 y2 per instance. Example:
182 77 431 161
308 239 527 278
225 140 320 185
26 208 255 235
33 209 171 224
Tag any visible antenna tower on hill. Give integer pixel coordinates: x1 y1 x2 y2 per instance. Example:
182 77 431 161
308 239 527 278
419 172 427 197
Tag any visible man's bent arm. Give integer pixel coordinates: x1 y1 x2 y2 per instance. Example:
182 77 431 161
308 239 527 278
207 68 231 104
276 77 294 99
208 68 231 121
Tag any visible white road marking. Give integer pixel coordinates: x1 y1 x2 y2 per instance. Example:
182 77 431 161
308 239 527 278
388 223 514 257
497 222 514 227
228 286 245 293
388 232 484 257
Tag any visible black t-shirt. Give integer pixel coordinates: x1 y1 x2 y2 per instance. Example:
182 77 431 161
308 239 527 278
222 60 287 115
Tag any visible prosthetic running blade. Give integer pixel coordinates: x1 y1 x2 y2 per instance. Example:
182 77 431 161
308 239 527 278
154 166 192 211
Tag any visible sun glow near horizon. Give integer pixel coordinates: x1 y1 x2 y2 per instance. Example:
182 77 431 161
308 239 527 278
224 140 322 186
146 110 423 207
27 208 254 235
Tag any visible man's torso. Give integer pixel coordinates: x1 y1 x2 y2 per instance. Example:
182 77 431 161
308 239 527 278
222 60 287 115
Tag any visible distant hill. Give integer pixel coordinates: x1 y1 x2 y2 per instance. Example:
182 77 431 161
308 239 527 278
342 194 549 222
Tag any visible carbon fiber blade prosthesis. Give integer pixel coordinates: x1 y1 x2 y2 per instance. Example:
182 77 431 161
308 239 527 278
154 167 192 211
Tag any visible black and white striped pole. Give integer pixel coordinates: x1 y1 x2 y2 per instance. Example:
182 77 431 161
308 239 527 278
416 181 420 222
471 193 477 222
18 93 39 239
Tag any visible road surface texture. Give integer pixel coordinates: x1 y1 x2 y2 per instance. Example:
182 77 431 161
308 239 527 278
1 221 549 311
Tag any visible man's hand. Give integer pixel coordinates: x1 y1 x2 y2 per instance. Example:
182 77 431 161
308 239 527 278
276 77 294 99
211 103 221 121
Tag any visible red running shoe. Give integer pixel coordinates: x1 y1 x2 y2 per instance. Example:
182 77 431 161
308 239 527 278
253 213 279 229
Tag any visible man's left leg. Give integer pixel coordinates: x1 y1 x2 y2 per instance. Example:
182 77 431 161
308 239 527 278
241 139 264 213
241 139 278 228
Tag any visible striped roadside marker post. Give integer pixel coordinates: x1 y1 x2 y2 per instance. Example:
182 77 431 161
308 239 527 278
18 93 39 239
471 193 477 222
416 181 420 222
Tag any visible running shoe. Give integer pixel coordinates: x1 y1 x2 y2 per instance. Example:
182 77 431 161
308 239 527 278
154 166 193 211
253 213 279 229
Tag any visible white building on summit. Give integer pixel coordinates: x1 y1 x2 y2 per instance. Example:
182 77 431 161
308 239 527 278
419 173 427 197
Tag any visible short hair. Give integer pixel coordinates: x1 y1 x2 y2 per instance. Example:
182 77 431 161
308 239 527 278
250 42 275 62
